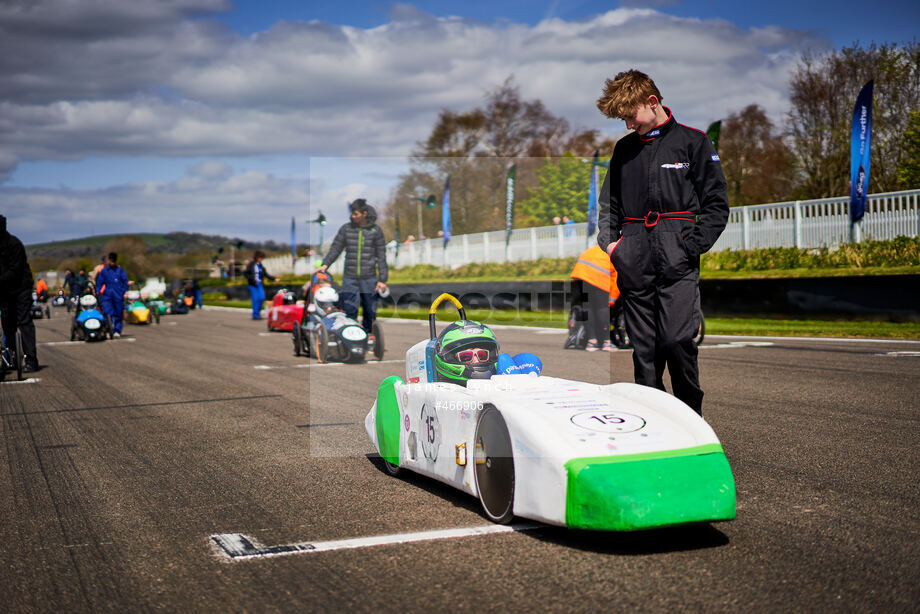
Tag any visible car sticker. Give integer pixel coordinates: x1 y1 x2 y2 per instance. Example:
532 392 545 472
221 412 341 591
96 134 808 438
419 404 440 461
570 411 646 434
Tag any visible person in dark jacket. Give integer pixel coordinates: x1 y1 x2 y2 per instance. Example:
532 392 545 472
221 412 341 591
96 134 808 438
596 70 729 415
0 215 39 371
244 251 275 320
317 199 388 333
96 251 130 337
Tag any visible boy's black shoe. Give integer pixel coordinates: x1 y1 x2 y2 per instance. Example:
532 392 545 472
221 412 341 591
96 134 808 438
23 361 40 373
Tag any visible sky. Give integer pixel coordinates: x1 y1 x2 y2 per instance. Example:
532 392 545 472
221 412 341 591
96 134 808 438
1 0 917 246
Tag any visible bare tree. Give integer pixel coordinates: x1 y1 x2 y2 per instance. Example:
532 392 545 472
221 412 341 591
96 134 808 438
720 104 795 205
788 41 920 199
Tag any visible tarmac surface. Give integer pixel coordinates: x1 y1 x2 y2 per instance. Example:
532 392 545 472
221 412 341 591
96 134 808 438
1 305 918 612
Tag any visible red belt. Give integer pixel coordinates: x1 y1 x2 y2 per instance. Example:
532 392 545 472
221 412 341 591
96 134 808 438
622 211 698 228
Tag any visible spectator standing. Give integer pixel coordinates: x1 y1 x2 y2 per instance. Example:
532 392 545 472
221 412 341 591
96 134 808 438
317 199 388 333
570 245 619 352
64 268 76 295
96 252 130 337
0 215 39 371
244 251 275 320
596 69 728 415
75 269 88 295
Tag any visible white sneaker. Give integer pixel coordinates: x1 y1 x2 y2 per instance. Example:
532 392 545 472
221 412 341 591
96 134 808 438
113 332 121 338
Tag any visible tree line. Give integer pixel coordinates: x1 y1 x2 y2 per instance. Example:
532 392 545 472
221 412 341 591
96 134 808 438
382 41 920 240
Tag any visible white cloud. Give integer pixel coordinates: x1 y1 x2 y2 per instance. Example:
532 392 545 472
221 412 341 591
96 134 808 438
0 162 306 243
0 2 831 240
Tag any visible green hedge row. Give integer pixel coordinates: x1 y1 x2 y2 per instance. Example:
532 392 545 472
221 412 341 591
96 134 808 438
386 236 919 281
702 236 920 271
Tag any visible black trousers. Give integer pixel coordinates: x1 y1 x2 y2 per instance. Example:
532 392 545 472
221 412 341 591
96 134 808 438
585 283 610 342
1 286 38 364
621 273 703 414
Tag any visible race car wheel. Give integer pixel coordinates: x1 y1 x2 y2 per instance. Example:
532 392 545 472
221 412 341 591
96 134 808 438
314 325 329 363
70 322 77 341
473 406 515 524
371 320 385 361
292 322 302 356
693 311 706 346
383 458 401 476
14 329 24 381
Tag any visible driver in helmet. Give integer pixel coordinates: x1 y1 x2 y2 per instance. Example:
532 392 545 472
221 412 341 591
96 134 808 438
312 285 340 316
433 320 500 386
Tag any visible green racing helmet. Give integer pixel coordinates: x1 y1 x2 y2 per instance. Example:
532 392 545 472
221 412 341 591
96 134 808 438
433 320 500 386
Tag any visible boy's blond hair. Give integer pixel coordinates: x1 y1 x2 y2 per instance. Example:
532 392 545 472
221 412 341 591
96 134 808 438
596 70 663 119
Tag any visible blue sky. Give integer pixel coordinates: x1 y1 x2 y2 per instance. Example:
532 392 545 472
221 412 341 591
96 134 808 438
1 0 916 245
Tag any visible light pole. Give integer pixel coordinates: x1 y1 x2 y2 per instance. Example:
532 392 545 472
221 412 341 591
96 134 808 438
412 195 436 239
309 211 327 258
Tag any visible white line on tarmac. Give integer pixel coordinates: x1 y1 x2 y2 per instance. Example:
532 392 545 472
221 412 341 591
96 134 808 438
700 341 774 349
0 377 41 385
40 338 137 346
706 334 920 345
254 359 406 370
211 522 541 560
875 351 920 357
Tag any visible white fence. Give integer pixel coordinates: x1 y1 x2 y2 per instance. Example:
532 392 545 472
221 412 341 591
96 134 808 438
271 188 920 276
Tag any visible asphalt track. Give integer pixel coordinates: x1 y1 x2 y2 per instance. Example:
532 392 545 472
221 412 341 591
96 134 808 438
1 306 918 613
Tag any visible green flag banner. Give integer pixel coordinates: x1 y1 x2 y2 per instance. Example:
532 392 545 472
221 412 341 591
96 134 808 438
706 120 722 152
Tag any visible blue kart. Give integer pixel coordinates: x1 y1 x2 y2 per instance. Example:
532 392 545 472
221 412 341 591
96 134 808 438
70 288 113 341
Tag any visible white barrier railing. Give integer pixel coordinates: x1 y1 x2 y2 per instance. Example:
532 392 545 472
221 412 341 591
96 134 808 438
272 188 920 276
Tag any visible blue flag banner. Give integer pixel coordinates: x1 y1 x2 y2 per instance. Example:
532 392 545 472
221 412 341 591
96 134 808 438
442 176 452 248
505 164 516 248
587 150 599 236
291 216 296 263
850 80 873 223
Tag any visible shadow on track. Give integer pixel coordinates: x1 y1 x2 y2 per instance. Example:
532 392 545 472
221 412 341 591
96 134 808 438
367 454 730 555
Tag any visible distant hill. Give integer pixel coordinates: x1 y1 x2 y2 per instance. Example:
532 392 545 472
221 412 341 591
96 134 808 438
26 232 295 261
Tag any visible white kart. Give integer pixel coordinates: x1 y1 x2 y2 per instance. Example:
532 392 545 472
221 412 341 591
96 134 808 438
366 294 736 531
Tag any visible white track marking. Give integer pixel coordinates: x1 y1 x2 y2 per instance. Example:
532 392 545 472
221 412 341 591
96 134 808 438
211 522 541 560
706 334 920 345
254 359 405 370
875 351 920 357
700 341 774 349
0 377 41 385
40 338 136 346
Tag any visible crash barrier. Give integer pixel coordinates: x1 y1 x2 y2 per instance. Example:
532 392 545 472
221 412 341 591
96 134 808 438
206 275 919 320
377 277 920 321
282 188 917 277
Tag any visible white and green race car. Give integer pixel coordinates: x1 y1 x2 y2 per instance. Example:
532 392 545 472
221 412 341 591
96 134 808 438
366 294 736 531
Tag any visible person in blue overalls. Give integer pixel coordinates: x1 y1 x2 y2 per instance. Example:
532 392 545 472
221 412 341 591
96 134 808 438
244 250 275 320
96 251 130 337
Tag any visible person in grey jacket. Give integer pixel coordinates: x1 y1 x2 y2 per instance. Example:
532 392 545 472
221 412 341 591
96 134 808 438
317 199 388 333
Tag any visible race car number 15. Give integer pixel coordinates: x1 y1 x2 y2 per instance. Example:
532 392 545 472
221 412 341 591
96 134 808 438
420 404 441 461
570 411 645 433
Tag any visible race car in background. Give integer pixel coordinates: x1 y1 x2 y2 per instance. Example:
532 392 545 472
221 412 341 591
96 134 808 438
366 293 736 530
292 285 384 363
267 289 304 332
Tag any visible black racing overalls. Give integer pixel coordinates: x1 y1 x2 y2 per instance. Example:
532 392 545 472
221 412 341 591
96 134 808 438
598 109 729 413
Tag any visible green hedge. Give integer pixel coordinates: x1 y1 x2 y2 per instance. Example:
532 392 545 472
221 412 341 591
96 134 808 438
386 236 919 281
702 236 920 271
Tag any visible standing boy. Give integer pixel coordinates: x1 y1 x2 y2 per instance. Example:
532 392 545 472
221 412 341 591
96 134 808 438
96 252 130 337
244 250 275 320
596 70 729 415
